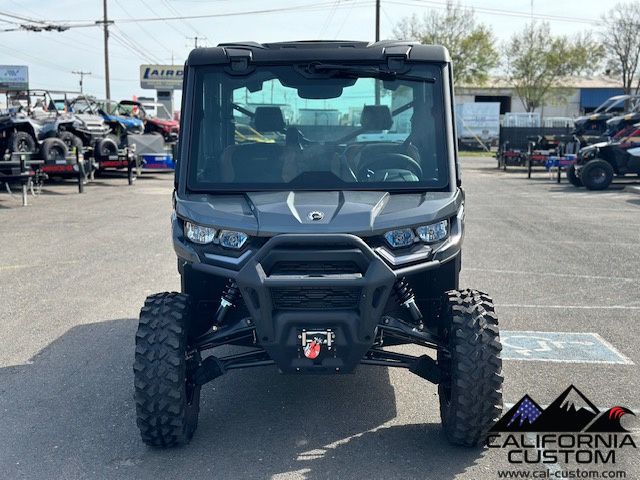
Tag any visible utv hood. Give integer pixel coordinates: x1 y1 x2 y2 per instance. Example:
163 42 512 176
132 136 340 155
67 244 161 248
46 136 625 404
176 190 462 237
102 113 143 130
149 118 178 129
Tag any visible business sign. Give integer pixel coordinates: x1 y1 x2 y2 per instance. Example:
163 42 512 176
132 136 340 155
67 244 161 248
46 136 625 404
140 65 184 90
0 65 29 92
455 102 500 140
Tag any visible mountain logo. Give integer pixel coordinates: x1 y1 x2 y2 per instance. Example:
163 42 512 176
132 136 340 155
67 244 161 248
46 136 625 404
491 385 635 433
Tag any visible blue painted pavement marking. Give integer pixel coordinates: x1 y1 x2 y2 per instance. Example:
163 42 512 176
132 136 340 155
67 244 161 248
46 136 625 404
500 331 633 365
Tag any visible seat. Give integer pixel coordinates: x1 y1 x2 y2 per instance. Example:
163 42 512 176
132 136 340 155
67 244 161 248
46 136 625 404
221 106 300 182
347 104 422 176
252 106 286 133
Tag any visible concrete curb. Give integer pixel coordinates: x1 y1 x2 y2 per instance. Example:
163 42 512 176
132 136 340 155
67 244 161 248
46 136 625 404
624 185 640 195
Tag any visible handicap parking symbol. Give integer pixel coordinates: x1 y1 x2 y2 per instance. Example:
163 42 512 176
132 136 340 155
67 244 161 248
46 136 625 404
500 331 633 364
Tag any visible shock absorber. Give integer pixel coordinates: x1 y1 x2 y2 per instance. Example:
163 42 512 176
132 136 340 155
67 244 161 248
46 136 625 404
213 279 241 327
393 277 424 330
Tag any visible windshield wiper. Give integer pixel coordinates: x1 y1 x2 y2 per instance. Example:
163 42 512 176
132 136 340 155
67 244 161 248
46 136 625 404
307 63 435 83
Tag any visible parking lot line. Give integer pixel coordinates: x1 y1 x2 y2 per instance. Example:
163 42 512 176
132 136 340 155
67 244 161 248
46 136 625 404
466 267 638 282
498 304 640 310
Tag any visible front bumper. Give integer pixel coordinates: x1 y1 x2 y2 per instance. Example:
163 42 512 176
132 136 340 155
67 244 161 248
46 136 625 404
234 234 396 373
174 219 463 373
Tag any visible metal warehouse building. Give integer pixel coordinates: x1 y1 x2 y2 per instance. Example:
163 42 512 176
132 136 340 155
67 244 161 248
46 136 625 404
455 76 624 118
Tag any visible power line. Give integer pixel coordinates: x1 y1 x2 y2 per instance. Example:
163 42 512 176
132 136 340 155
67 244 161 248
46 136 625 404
111 27 163 63
140 0 190 38
333 0 358 38
0 2 372 32
318 0 340 38
386 0 600 26
105 1 372 24
160 0 201 36
113 0 174 56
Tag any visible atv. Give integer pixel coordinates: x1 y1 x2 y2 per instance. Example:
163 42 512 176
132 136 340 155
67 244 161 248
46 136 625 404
0 89 74 161
572 94 640 145
117 100 179 143
0 89 99 176
603 111 640 138
95 98 144 144
65 95 117 156
570 123 640 189
134 40 504 448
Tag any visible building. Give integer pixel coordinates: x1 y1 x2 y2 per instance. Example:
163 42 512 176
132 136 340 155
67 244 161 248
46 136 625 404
455 76 624 118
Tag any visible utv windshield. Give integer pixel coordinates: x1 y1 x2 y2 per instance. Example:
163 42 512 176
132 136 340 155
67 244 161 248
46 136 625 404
187 63 450 192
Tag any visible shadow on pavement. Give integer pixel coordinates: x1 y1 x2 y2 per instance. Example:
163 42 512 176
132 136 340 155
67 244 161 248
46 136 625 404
0 319 483 480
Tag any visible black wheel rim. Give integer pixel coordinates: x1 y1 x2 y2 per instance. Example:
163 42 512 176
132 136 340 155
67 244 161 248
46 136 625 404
589 167 606 184
51 147 65 161
17 138 30 152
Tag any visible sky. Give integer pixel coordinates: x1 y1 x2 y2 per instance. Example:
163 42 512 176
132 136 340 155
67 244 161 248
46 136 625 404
0 0 618 104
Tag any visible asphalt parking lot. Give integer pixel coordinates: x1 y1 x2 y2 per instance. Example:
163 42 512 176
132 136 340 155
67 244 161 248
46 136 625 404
1 158 639 480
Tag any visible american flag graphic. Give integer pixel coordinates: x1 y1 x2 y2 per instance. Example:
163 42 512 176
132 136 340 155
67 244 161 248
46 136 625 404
507 397 542 428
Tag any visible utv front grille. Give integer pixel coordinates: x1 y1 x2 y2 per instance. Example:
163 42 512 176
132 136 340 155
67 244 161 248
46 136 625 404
271 287 361 310
269 260 362 276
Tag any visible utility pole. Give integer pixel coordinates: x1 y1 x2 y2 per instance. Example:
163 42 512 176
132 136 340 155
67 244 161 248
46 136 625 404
72 70 92 93
374 0 381 105
188 36 207 49
98 0 112 100
375 0 380 43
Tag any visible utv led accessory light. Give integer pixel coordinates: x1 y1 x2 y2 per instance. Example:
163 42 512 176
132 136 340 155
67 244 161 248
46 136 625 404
219 230 248 249
184 221 216 244
416 220 448 244
384 228 416 249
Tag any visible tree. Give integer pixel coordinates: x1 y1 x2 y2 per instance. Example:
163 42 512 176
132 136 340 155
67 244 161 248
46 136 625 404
503 22 603 112
393 2 498 85
601 2 640 94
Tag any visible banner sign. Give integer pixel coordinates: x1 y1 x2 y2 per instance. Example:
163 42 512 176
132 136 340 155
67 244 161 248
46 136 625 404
0 65 29 91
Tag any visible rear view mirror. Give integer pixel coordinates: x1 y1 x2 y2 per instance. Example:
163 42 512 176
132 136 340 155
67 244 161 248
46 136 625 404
297 85 344 99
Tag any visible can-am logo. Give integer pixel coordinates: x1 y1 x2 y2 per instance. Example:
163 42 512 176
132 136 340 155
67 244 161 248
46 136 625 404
487 385 637 464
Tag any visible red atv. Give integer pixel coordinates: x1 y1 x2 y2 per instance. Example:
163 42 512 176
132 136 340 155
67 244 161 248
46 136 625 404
117 100 179 143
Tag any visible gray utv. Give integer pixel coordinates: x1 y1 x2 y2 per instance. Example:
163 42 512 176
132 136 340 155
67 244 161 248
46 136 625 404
0 90 111 161
134 40 504 448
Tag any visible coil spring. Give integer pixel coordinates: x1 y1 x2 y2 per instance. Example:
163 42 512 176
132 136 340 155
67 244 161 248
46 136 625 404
221 279 241 306
393 277 415 305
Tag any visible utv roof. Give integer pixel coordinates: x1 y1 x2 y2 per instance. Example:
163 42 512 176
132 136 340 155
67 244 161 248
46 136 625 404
186 40 450 66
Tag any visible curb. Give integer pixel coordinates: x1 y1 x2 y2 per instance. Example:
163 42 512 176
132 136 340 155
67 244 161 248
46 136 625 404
624 186 640 195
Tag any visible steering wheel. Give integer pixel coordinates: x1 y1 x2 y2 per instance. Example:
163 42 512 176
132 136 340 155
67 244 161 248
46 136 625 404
356 153 423 180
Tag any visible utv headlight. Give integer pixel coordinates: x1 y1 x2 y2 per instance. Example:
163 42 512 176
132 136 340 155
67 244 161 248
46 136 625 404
184 221 216 244
416 220 449 244
384 228 416 249
219 230 248 249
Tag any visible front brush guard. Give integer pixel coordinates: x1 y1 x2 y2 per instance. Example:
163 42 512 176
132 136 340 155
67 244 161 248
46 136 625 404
191 312 447 385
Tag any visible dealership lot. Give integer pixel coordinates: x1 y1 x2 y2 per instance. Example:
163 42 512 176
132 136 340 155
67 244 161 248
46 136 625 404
1 157 638 479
